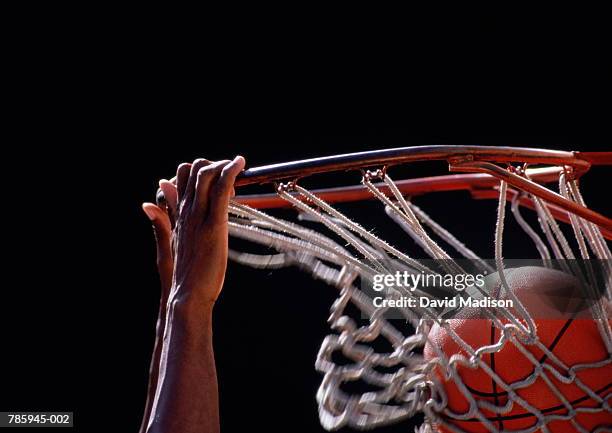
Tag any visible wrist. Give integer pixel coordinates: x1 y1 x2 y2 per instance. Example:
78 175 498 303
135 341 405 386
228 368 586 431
167 286 215 327
161 291 215 364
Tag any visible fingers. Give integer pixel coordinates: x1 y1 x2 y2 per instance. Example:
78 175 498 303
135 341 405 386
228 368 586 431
208 155 246 223
142 202 174 295
184 158 213 207
176 163 192 205
193 160 231 216
168 156 245 221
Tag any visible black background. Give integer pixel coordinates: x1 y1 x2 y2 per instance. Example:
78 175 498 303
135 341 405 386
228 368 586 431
1 7 610 432
1 127 610 432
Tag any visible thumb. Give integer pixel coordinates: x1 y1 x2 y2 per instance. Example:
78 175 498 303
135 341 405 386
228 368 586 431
142 202 173 296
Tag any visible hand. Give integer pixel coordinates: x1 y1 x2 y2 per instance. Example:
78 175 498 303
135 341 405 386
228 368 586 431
156 156 246 312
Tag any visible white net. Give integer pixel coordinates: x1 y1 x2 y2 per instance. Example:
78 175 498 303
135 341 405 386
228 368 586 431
227 167 612 433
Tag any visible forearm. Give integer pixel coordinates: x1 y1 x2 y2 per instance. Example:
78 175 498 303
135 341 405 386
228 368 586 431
146 294 219 433
139 300 168 433
140 201 174 433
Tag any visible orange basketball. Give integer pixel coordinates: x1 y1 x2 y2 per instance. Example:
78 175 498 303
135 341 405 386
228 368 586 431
424 267 612 433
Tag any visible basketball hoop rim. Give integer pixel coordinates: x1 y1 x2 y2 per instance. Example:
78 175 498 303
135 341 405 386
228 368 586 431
155 146 612 235
234 145 601 186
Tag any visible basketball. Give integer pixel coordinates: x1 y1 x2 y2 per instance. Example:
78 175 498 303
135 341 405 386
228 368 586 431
424 266 612 433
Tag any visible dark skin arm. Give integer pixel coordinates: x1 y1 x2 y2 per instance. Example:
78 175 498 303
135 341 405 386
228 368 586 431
139 202 172 433
141 156 245 433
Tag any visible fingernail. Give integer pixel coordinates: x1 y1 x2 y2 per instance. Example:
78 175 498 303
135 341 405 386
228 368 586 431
142 204 157 221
